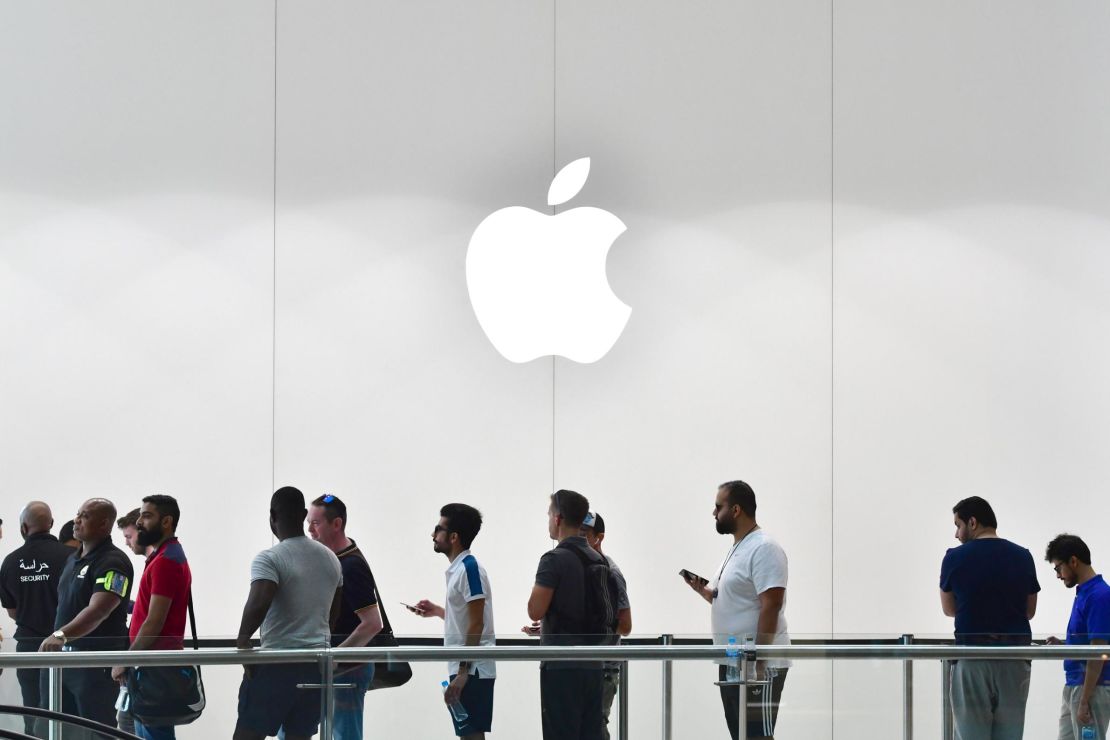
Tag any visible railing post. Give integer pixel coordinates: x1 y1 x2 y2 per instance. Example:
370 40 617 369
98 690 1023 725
618 660 629 740
320 651 335 740
48 665 62 740
661 634 673 740
942 659 954 740
902 634 913 740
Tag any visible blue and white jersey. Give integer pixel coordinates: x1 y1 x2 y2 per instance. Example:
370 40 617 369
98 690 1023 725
444 549 496 678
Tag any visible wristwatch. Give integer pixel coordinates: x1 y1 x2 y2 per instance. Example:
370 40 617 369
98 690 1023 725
52 630 67 645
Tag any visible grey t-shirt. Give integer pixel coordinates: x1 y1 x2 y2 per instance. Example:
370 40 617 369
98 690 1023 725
603 554 630 669
250 536 342 649
535 536 614 670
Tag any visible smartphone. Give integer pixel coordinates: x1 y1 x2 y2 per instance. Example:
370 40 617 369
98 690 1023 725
679 569 708 587
400 601 424 614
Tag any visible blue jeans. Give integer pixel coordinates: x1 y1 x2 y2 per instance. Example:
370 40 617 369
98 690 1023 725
134 721 176 740
277 664 373 740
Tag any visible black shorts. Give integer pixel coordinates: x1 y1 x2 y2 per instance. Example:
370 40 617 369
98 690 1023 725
718 665 788 740
236 663 321 737
447 674 495 735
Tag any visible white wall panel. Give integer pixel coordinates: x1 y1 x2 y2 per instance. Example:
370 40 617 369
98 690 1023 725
554 2 832 737
0 1 275 735
833 1 1110 736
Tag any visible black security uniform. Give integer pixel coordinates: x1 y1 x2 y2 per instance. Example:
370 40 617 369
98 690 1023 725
0 532 76 736
42 537 132 736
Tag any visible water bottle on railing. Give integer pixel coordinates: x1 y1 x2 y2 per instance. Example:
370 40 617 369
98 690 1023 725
725 635 740 682
441 680 469 723
743 634 756 682
1081 725 1095 740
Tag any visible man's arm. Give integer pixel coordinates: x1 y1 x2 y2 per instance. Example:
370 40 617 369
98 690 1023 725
336 604 383 649
236 580 277 649
527 585 554 622
940 589 957 618
445 598 486 704
616 607 632 637
1026 593 1037 620
40 592 122 651
130 594 172 651
756 587 785 643
1077 638 1108 724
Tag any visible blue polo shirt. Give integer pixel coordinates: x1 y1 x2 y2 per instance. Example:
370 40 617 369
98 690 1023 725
1065 574 1110 686
939 538 1039 645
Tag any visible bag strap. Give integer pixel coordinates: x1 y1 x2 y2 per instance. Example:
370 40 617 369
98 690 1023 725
339 544 393 638
187 588 199 650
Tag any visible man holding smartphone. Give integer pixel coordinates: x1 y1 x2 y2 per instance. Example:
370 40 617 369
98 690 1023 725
413 503 496 740
684 480 790 740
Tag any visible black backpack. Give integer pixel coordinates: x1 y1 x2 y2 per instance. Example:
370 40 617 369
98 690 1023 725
568 545 618 645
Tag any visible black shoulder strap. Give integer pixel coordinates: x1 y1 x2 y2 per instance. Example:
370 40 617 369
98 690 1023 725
341 545 393 637
187 588 198 650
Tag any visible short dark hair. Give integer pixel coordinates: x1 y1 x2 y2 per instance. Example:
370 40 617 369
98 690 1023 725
952 496 997 529
551 489 590 528
143 494 180 531
590 513 606 534
271 486 306 524
1046 534 1092 566
116 509 139 529
719 480 757 518
440 503 483 549
311 494 348 530
59 520 75 543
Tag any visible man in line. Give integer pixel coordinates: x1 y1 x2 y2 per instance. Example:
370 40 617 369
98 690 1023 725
305 494 384 740
39 499 134 738
0 502 76 737
414 503 497 740
581 512 632 740
234 486 342 740
525 489 616 740
940 496 1039 740
111 495 191 740
684 480 790 740
117 509 154 558
59 520 80 549
1045 534 1110 739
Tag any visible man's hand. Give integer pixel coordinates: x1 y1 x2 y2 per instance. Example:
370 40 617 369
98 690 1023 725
111 666 128 684
444 672 469 705
521 621 541 637
1078 698 1094 726
39 635 64 652
414 599 444 619
1045 636 1063 645
683 573 713 603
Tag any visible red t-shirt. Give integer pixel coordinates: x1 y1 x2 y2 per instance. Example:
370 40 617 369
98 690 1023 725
130 538 191 650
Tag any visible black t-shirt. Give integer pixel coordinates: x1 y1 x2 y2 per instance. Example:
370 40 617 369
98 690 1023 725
333 540 381 646
940 538 1040 646
535 536 608 669
0 533 77 641
55 537 134 651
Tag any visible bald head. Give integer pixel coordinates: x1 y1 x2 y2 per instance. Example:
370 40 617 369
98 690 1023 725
20 501 53 536
73 498 117 545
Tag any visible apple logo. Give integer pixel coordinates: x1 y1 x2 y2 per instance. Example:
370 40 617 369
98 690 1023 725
466 157 630 364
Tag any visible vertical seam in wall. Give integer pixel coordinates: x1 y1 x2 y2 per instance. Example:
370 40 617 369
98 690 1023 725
829 0 837 733
551 0 557 496
271 0 278 496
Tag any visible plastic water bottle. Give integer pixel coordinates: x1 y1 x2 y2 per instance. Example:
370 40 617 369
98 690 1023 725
1081 726 1096 740
441 680 469 723
725 636 740 682
743 634 757 681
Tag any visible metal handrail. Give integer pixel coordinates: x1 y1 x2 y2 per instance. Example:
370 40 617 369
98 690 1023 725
0 642 1106 668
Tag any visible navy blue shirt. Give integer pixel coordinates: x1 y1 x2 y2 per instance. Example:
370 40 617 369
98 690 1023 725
1065 574 1110 686
333 540 380 646
940 538 1040 645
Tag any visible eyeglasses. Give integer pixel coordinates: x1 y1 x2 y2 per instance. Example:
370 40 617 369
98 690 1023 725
433 525 448 534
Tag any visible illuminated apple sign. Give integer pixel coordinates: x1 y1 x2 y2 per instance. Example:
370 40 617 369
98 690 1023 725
466 158 630 364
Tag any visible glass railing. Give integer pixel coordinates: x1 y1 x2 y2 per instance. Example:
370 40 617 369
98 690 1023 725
1 634 1104 739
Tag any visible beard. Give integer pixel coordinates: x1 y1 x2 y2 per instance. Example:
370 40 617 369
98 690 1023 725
136 526 162 548
715 515 734 535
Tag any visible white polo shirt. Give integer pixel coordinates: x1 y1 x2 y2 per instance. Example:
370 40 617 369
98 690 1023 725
444 549 496 678
709 529 791 668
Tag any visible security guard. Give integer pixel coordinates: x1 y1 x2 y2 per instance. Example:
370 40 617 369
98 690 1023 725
39 498 133 735
0 502 77 737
